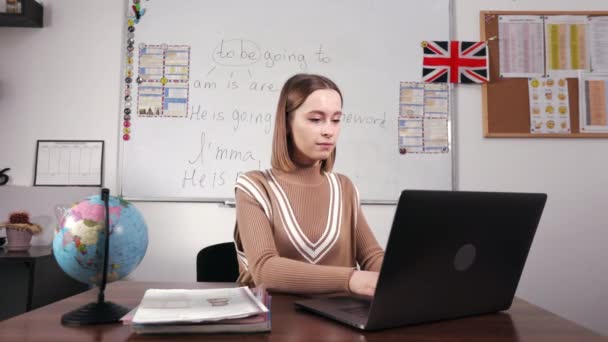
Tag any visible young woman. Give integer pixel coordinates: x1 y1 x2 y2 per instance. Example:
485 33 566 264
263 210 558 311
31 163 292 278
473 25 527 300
234 74 384 296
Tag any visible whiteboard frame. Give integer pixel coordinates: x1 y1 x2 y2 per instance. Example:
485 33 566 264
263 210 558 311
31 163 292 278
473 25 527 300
116 0 456 204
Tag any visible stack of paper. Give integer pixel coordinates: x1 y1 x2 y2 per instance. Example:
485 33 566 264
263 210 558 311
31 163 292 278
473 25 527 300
122 287 271 334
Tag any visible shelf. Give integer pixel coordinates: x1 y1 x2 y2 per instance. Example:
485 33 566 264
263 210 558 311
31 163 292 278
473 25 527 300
0 0 43 27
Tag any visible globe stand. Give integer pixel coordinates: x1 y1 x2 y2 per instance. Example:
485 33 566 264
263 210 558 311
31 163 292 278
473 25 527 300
61 301 131 325
61 188 130 326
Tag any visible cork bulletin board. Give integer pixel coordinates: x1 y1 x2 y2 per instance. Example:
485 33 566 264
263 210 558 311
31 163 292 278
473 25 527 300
481 11 608 138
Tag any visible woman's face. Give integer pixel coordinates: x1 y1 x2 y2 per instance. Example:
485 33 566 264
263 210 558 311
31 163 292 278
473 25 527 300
289 89 342 166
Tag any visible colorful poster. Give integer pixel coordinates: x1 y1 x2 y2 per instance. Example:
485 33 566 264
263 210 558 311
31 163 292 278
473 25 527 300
138 44 191 118
544 16 590 78
398 82 449 154
528 77 570 133
498 15 545 78
579 72 608 132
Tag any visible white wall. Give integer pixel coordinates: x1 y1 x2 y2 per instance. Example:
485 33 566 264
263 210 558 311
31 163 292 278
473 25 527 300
454 0 608 336
0 0 606 335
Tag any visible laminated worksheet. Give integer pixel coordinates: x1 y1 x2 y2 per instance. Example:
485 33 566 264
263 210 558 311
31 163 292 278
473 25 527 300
398 82 449 154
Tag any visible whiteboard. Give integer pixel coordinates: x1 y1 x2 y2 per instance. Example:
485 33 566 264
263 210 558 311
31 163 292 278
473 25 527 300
119 0 453 203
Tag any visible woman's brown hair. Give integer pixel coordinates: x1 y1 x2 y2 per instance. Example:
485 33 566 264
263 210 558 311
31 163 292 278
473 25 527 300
270 74 343 172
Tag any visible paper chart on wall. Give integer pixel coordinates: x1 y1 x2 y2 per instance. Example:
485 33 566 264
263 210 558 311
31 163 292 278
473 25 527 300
589 16 608 72
34 141 104 186
498 15 545 78
398 82 449 154
528 77 570 134
579 72 608 133
545 16 590 78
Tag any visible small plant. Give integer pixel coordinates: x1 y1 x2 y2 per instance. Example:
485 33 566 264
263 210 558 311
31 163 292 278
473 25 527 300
9 212 31 224
4 211 42 234
2 211 42 251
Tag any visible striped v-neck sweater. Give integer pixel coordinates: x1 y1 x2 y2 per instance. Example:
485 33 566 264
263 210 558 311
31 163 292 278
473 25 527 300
233 163 384 294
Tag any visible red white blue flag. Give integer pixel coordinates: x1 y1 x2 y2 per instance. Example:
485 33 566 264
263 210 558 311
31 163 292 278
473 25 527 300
422 41 489 84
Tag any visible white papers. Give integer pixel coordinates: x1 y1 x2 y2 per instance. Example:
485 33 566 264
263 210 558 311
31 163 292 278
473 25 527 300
498 15 608 78
589 17 608 72
398 82 449 154
132 287 268 325
578 72 608 133
545 16 590 78
528 77 571 133
499 15 545 78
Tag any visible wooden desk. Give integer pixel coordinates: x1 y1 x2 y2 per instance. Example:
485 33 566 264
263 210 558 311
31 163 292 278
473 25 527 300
0 281 604 341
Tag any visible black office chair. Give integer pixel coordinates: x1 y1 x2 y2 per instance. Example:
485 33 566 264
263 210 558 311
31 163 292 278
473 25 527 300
196 242 240 282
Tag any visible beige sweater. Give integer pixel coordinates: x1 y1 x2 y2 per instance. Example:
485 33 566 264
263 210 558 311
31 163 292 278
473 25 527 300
233 163 384 294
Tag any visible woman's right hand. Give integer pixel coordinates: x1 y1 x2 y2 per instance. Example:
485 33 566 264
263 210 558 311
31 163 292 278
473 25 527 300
348 270 379 297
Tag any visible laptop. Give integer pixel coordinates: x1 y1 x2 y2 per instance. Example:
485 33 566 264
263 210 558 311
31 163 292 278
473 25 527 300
295 190 547 331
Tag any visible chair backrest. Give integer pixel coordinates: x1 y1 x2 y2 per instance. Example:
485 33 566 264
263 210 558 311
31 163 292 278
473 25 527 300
196 242 239 282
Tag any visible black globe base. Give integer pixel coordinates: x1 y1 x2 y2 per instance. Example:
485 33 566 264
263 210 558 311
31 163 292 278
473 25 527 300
61 301 130 326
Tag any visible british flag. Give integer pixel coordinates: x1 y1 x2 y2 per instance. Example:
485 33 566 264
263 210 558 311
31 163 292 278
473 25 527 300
422 41 489 84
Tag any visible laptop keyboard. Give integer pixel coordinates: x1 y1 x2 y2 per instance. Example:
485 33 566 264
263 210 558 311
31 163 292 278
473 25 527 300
339 305 370 318
320 296 371 318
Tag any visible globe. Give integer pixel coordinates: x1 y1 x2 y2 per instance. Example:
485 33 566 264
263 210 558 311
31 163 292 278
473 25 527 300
53 195 148 286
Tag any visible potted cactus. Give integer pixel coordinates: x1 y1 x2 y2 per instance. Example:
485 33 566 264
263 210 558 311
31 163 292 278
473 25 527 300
1 211 42 251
